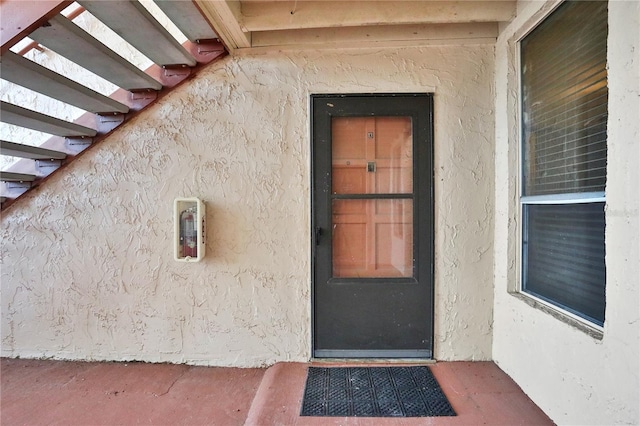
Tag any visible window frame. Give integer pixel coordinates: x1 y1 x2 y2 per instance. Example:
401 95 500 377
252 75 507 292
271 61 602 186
516 0 607 332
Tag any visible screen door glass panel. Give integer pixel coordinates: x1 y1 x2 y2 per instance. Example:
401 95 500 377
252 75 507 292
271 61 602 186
333 199 413 277
331 116 413 278
332 117 412 195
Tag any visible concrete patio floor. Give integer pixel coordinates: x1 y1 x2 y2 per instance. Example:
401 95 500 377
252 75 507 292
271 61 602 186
1 358 554 425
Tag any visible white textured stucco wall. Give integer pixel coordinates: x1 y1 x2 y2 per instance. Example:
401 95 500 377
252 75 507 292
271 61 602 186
493 1 640 424
1 44 495 366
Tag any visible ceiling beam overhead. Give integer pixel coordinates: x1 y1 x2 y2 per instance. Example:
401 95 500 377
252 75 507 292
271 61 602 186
195 0 251 52
252 22 498 49
240 1 517 32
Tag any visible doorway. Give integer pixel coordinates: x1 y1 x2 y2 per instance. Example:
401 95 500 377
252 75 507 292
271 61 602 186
311 94 434 358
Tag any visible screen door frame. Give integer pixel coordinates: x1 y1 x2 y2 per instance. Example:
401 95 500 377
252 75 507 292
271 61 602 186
311 93 435 359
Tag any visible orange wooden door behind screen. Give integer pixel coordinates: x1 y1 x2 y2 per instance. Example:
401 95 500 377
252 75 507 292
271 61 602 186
332 117 413 278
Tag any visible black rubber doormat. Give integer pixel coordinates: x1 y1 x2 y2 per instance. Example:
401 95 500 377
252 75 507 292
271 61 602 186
300 366 456 417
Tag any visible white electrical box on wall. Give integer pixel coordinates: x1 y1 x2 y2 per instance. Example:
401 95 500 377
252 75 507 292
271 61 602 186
174 197 205 262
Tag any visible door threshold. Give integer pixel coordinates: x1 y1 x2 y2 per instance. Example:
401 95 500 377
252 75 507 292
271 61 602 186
311 358 436 365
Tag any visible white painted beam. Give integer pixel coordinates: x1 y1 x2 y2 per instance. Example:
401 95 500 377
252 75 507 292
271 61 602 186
251 22 498 49
241 1 517 31
195 0 251 51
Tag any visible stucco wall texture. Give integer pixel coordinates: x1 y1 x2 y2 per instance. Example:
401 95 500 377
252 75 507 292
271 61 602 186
1 45 496 366
493 1 640 425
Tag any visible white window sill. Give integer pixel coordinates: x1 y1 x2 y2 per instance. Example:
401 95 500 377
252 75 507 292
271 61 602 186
509 291 604 340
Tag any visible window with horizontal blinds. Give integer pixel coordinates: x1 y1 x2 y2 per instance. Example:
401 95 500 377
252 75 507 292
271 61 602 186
520 0 607 327
521 0 608 196
523 203 606 325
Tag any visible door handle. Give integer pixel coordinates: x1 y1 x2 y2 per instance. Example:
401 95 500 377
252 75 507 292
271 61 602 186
315 226 323 245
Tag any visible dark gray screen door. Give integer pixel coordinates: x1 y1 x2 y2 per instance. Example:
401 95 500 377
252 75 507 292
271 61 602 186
312 94 434 358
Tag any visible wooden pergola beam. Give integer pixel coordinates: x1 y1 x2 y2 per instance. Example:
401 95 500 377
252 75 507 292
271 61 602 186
252 22 498 49
241 1 517 32
195 0 250 52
